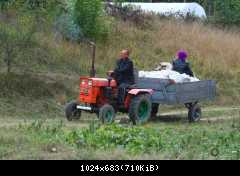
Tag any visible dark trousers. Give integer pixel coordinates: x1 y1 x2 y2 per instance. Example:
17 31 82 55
118 83 130 105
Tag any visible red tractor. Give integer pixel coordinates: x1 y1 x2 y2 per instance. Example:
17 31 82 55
65 43 153 125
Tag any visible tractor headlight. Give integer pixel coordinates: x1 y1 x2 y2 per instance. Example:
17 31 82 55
81 80 86 85
88 80 93 86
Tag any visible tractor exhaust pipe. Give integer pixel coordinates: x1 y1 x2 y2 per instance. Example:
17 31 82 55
89 41 96 77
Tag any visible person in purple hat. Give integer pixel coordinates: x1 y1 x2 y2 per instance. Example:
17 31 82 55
172 50 194 77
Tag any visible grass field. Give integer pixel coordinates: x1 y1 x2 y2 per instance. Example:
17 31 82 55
1 18 240 104
0 72 239 160
0 102 239 160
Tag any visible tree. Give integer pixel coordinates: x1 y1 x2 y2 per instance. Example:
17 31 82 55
0 19 36 73
0 0 66 73
74 0 110 41
214 0 240 26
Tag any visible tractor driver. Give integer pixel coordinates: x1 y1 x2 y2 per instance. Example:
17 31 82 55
110 49 135 105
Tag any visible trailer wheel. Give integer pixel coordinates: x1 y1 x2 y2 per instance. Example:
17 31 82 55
65 101 81 121
99 104 116 124
129 94 152 125
151 103 159 120
188 104 202 123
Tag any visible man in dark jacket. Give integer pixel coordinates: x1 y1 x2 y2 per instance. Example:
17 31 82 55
113 49 135 104
172 50 194 77
114 49 134 85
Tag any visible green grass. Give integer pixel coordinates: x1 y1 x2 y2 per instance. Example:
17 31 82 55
0 72 239 160
0 107 239 160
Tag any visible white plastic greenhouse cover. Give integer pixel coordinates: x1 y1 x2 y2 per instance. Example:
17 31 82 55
120 2 207 19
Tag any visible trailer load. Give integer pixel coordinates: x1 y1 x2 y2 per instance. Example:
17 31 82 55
139 70 200 83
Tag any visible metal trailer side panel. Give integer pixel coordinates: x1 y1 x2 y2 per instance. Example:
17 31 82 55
151 92 178 105
136 78 216 105
136 78 171 91
175 80 216 104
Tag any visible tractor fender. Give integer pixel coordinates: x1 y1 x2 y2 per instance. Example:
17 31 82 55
128 89 153 96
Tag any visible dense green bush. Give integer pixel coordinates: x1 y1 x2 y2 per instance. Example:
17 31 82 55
214 0 240 26
74 0 111 41
55 14 81 41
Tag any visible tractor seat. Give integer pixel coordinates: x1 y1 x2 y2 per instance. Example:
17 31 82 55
128 84 137 89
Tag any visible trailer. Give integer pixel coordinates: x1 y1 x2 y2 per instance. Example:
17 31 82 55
136 77 216 122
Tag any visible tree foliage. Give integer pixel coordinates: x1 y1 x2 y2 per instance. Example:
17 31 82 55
0 17 37 73
214 0 240 26
74 0 110 41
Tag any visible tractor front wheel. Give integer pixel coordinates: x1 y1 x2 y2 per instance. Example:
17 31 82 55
65 101 81 121
129 94 152 125
99 104 116 124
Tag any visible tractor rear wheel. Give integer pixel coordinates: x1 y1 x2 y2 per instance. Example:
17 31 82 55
99 104 116 124
188 104 202 123
65 101 81 121
129 94 152 125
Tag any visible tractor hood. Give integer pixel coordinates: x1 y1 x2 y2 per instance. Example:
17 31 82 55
80 77 117 87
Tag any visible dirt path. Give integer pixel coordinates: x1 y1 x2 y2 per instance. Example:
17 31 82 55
201 116 239 122
159 107 240 116
160 106 240 116
0 119 90 129
0 106 239 128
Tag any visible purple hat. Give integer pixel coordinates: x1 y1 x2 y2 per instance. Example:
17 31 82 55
177 50 188 61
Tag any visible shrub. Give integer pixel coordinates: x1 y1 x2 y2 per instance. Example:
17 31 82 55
74 0 110 41
106 2 153 29
55 13 82 42
214 0 240 26
0 16 37 73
